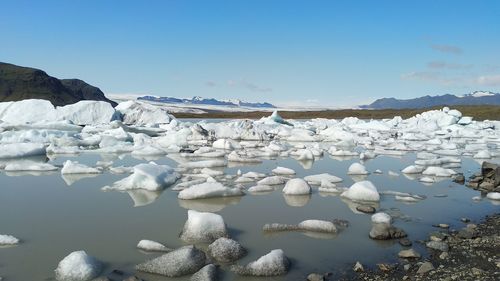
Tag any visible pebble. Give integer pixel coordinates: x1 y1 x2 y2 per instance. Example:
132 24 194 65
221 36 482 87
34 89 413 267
416 262 434 274
426 241 449 252
398 248 421 259
399 238 412 247
439 252 449 259
356 205 376 214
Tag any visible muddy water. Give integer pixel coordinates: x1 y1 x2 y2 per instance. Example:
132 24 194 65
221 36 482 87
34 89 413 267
0 152 498 281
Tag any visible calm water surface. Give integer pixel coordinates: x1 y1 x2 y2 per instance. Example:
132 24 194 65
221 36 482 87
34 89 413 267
0 152 498 281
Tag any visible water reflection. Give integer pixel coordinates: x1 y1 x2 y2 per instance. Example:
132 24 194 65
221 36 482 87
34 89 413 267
178 196 242 212
283 194 311 207
127 190 162 207
61 173 101 186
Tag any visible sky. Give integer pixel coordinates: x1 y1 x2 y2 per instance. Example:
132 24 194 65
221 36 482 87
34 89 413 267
1 0 499 107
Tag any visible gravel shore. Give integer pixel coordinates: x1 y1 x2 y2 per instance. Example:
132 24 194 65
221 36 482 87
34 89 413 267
332 213 500 281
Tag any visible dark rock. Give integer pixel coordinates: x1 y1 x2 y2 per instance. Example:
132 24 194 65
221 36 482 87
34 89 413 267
356 205 376 214
370 224 407 240
452 174 465 184
426 241 449 252
416 262 434 274
481 162 500 186
399 238 412 247
460 217 471 223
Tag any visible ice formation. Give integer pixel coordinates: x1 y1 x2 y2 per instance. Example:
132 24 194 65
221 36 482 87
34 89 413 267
180 210 228 243
61 160 102 174
178 182 244 199
347 162 369 175
232 249 290 276
103 162 179 191
208 237 247 263
282 178 312 195
0 234 20 245
136 245 206 277
137 239 171 252
341 180 380 202
55 251 102 281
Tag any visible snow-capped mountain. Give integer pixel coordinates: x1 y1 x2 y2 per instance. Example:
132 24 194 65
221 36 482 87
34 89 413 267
138 95 276 108
361 91 500 109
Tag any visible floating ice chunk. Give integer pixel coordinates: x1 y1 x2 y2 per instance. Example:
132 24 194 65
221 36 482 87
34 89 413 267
200 168 224 177
103 162 179 191
191 264 217 281
458 116 473 125
136 245 206 277
208 237 247 263
234 177 254 183
56 101 118 125
137 240 171 252
474 150 491 159
0 234 20 245
178 182 244 200
109 166 133 174
295 149 314 160
371 212 392 224
181 160 227 169
55 250 102 281
0 143 46 159
272 166 296 175
359 151 376 160
402 165 424 174
180 210 228 243
297 220 337 233
341 181 380 202
248 185 274 193
422 166 457 177
61 160 102 174
347 163 369 175
447 109 462 118
282 178 311 195
116 100 175 126
212 139 237 150
267 111 293 126
486 192 500 200
4 161 57 171
304 173 343 185
241 171 266 178
227 151 261 163
232 249 290 276
258 176 286 185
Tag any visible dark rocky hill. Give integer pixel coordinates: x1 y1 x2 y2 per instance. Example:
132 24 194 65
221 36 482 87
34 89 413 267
0 62 116 106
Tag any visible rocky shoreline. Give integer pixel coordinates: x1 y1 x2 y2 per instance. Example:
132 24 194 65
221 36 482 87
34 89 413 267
318 213 500 281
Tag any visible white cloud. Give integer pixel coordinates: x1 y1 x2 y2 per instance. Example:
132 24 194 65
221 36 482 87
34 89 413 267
427 61 473 70
430 44 463 54
476 74 500 86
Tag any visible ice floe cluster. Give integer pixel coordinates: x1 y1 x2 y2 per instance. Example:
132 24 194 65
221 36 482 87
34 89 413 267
1 100 500 279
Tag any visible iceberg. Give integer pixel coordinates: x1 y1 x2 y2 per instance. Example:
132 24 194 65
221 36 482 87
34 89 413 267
55 251 102 281
180 210 228 243
341 181 380 202
61 160 102 174
136 245 206 277
208 237 247 263
282 178 311 195
178 182 244 200
103 162 179 191
0 143 46 159
232 249 290 276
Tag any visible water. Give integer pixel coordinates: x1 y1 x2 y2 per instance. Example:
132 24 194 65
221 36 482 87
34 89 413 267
0 152 498 281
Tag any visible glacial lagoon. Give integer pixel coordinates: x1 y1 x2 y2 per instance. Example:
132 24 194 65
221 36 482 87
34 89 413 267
0 149 498 280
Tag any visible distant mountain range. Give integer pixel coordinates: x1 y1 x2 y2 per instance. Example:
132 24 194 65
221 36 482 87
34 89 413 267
361 91 500 109
138 95 276 108
0 62 116 106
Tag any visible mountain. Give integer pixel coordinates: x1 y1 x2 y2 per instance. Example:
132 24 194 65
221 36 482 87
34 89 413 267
138 95 276 108
361 91 500 109
0 62 116 106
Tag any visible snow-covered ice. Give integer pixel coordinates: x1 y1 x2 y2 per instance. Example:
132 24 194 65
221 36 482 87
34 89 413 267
347 162 369 175
178 182 244 199
180 210 228 243
208 237 247 263
341 181 380 202
282 178 311 195
137 239 171 252
232 249 290 276
55 251 102 281
61 160 102 174
136 245 206 277
103 162 179 191
0 234 20 245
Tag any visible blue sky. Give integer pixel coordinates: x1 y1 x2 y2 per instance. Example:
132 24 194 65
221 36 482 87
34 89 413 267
1 0 499 107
